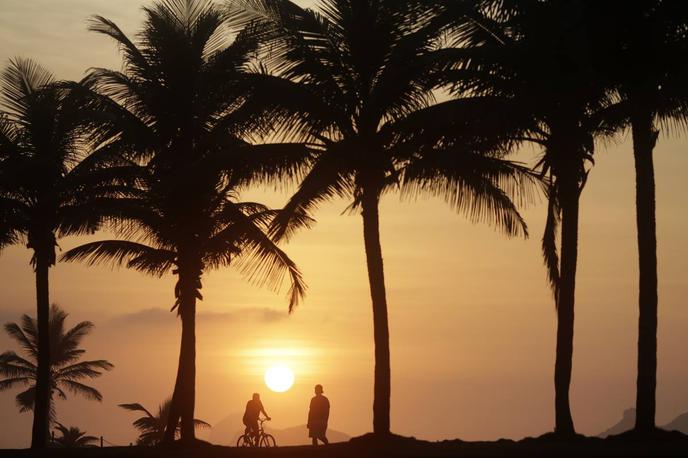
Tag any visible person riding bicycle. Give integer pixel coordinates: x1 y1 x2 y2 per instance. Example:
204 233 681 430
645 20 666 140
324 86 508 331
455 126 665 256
243 393 271 442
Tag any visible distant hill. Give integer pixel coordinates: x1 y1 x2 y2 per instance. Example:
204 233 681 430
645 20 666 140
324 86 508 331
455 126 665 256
599 408 688 437
208 414 350 446
664 412 688 433
599 408 636 437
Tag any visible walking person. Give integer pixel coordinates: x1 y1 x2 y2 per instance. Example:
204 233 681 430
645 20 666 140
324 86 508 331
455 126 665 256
307 384 330 446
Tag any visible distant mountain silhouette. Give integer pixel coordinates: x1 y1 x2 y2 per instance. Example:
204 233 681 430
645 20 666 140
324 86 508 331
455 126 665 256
208 414 350 446
664 412 688 433
599 408 688 437
599 408 636 437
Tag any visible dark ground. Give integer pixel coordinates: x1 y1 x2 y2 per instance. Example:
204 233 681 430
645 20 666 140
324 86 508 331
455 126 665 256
2 431 688 457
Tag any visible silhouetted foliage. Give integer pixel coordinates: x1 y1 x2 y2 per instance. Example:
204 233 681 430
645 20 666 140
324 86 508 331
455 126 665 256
435 0 626 434
0 58 125 448
226 0 536 435
60 0 310 444
119 398 210 446
0 305 113 424
587 0 688 433
1 0 687 447
51 423 99 448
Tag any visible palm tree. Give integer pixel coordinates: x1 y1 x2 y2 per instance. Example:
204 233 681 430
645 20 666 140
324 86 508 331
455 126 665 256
119 398 210 445
60 0 310 444
52 423 99 448
0 304 113 425
0 59 124 448
436 0 622 435
226 0 533 435
587 1 688 433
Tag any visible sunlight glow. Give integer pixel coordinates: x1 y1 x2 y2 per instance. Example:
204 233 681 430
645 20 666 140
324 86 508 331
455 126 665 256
264 363 295 392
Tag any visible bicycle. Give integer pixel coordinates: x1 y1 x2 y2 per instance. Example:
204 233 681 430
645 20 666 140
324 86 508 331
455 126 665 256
237 418 277 447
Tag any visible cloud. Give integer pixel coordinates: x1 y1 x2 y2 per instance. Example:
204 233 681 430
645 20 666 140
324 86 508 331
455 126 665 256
110 307 289 327
0 307 32 325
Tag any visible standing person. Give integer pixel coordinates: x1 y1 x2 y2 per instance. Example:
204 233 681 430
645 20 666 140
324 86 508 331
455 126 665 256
243 393 270 443
307 384 330 446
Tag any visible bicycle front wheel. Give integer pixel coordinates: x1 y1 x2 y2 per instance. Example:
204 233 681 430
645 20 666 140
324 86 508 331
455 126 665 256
260 434 277 447
237 434 253 447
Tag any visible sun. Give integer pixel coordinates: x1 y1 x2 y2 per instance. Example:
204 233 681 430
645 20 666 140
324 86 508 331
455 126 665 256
264 363 295 392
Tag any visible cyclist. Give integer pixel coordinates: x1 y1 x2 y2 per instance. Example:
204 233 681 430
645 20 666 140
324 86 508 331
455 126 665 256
243 393 271 443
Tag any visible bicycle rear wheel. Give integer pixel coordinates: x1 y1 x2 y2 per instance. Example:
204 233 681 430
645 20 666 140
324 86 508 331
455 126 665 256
260 434 277 447
237 434 253 447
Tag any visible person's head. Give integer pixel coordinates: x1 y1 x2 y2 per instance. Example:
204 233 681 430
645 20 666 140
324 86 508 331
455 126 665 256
314 384 324 395
252 393 260 401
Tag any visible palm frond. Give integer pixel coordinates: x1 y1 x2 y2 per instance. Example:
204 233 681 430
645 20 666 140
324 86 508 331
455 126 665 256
216 202 307 311
56 360 113 381
60 240 177 276
54 321 94 366
270 151 354 241
87 16 150 80
15 385 36 413
3 322 37 359
1 57 54 119
402 145 538 237
60 380 103 402
0 377 31 391
0 351 36 378
542 191 561 302
119 403 155 419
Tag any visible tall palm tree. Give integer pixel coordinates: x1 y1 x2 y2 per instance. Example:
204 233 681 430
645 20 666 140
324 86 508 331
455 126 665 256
436 0 622 435
119 398 210 445
226 0 533 435
0 304 113 424
52 423 99 448
0 59 124 448
60 0 310 444
584 1 688 433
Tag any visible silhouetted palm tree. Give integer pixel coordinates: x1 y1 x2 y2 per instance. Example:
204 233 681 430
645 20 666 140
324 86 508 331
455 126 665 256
60 0 310 444
437 0 622 435
588 0 688 433
52 423 99 448
0 59 124 448
226 0 533 435
119 398 210 445
0 305 113 425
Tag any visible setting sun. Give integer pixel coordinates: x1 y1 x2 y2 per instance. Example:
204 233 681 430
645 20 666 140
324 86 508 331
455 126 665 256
264 364 295 393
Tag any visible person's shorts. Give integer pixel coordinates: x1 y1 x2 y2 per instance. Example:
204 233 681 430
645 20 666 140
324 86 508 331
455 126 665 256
244 420 258 434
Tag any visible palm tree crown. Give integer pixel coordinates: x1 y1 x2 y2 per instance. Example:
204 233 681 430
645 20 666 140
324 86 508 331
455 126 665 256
0 304 113 422
0 57 128 266
52 423 99 448
226 0 535 434
436 0 622 434
0 57 128 448
60 0 310 443
586 0 688 432
119 398 210 446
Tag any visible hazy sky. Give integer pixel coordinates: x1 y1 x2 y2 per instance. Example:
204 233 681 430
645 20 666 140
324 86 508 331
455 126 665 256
1 0 687 449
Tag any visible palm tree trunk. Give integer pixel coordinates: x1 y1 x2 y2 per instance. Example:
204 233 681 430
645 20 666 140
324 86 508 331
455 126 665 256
361 186 391 436
31 248 51 449
163 269 198 444
554 179 580 436
631 103 659 433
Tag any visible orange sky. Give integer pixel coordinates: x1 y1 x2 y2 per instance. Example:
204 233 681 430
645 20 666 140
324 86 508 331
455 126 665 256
1 0 687 448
